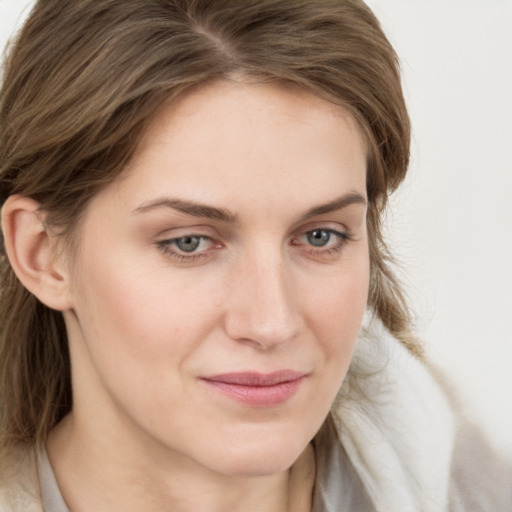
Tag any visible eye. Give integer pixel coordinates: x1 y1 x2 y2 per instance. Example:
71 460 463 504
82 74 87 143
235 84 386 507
292 226 353 260
302 228 347 249
174 235 204 253
156 234 217 261
306 229 333 247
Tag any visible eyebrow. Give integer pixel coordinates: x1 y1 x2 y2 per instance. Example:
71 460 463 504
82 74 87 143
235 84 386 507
134 198 239 223
299 192 367 221
133 192 367 223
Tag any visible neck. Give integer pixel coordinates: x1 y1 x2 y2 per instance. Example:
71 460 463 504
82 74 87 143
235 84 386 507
47 414 316 512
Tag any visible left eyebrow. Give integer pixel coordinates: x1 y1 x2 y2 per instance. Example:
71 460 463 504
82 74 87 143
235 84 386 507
133 197 239 223
299 192 367 221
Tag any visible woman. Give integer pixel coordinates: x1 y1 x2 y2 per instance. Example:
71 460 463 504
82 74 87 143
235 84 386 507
0 1 510 511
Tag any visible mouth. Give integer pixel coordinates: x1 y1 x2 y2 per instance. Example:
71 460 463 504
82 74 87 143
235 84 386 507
200 370 307 407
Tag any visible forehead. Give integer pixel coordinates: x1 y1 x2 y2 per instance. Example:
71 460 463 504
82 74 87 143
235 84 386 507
104 80 367 218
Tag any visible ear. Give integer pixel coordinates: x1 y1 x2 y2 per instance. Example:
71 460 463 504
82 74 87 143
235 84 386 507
1 195 73 311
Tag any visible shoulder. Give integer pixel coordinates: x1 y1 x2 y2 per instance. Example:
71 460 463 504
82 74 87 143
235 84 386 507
0 444 44 512
448 418 512 511
330 317 512 512
429 366 512 511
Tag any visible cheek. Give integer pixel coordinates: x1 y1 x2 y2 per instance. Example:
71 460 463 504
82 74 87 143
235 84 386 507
70 244 224 397
305 255 369 343
77 244 209 340
302 252 370 398
69 252 230 441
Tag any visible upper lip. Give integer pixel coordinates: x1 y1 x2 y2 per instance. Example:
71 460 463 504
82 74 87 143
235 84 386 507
201 370 307 386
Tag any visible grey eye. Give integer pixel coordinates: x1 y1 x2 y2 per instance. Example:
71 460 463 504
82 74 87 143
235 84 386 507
174 236 201 252
306 229 331 247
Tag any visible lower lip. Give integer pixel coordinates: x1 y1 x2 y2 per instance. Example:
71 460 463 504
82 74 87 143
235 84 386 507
201 377 305 407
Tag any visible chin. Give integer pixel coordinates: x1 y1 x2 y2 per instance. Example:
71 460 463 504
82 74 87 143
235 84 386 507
212 454 298 478
198 430 311 477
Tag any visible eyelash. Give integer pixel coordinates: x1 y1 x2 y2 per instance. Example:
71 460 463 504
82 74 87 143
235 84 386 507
156 228 354 263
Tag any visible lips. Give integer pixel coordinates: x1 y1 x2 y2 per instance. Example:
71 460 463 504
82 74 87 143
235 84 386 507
200 370 307 407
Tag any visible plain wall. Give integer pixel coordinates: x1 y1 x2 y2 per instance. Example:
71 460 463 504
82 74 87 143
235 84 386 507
1 0 511 455
364 0 512 456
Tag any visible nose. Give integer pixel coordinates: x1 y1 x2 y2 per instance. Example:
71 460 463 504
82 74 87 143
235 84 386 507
223 249 302 350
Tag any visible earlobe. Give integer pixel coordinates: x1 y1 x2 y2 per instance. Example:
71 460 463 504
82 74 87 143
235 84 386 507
1 195 73 311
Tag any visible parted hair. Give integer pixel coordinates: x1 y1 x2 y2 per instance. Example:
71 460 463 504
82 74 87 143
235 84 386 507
0 0 417 455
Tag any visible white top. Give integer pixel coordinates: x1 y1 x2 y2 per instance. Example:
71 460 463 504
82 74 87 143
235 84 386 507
37 448 68 512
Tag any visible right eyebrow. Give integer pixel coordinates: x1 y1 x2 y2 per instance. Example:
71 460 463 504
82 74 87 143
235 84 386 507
298 192 367 221
133 197 239 223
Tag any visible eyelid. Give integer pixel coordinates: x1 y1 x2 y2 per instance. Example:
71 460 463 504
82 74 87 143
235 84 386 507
295 217 350 231
293 227 351 245
292 219 350 239
154 223 220 239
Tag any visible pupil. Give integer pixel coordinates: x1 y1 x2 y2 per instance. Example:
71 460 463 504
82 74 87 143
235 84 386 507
308 229 330 247
176 236 200 252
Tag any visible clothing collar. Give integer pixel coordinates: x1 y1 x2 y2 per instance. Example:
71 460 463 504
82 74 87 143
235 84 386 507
332 317 456 511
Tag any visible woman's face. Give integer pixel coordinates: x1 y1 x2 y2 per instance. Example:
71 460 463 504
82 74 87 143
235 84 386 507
63 80 369 476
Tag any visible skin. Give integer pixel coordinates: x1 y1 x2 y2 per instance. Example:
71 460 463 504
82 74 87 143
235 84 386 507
46 80 370 512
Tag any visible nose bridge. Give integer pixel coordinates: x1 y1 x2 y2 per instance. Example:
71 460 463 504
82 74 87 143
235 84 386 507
224 243 301 347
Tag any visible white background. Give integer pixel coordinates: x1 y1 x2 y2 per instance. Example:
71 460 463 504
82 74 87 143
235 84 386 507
1 0 511 455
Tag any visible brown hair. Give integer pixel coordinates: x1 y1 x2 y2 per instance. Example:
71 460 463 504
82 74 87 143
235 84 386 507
0 0 418 454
